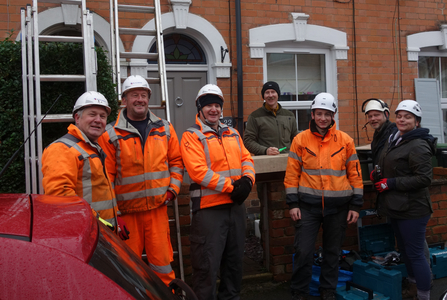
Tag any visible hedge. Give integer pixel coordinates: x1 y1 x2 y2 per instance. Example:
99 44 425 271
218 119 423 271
0 35 118 193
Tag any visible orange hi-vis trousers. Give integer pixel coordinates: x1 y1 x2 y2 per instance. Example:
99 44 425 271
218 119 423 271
121 205 175 286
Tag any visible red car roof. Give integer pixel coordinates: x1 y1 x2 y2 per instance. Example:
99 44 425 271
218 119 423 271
0 194 98 262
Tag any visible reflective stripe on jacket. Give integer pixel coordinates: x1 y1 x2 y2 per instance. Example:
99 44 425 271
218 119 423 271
284 121 363 215
98 109 183 214
42 124 118 226
181 116 255 212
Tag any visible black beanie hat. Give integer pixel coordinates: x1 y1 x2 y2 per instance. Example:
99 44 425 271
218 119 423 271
197 94 223 112
261 81 280 99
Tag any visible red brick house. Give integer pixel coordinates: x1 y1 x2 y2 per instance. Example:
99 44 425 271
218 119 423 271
2 0 447 281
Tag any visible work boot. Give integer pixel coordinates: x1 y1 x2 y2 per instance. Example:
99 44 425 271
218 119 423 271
320 289 336 300
291 291 308 300
416 289 430 300
402 278 417 299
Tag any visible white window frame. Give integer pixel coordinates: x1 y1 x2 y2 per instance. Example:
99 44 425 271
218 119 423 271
249 13 348 128
264 46 336 110
417 50 447 110
407 26 447 133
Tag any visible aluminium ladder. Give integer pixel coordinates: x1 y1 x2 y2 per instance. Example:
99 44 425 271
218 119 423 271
21 0 97 194
109 0 170 120
109 0 184 280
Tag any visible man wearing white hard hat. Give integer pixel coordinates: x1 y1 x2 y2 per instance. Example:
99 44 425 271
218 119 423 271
362 98 396 166
181 83 255 299
42 91 127 239
98 75 183 286
284 92 363 300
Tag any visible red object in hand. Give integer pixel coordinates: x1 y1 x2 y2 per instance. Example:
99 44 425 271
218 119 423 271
375 179 389 193
164 191 175 205
370 170 375 182
117 216 130 240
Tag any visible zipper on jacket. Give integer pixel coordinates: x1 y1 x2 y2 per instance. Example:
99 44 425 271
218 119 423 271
331 147 344 157
305 147 317 156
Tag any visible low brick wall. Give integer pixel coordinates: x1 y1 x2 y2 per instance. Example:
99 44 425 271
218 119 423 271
169 168 447 283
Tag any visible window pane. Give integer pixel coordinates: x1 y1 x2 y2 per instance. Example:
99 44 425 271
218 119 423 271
148 33 206 65
441 58 447 98
266 54 296 101
266 53 326 101
297 109 311 132
444 109 447 142
296 54 326 100
287 109 311 132
418 56 439 79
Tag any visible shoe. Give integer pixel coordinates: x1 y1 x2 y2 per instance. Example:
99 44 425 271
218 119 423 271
292 291 308 300
320 289 336 300
401 278 417 300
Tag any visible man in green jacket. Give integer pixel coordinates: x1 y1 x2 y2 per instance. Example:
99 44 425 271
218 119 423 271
244 81 298 155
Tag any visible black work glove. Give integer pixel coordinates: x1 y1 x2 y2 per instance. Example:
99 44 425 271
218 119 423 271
230 176 253 205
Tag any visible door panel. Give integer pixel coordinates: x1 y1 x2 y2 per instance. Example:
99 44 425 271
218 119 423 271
148 71 207 138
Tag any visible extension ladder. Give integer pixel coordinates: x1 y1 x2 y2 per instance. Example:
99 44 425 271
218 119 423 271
21 0 97 194
109 0 170 120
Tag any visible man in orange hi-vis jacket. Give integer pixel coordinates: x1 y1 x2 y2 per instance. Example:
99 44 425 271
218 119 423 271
181 84 255 300
98 75 183 286
42 91 128 240
284 93 363 300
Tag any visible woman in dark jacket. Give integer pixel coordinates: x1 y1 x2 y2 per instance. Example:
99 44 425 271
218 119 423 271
375 100 436 300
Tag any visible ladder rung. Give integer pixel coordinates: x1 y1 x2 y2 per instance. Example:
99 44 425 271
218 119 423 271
119 28 156 36
41 114 74 123
146 77 160 84
39 75 86 82
120 52 158 60
40 0 82 4
117 4 155 13
39 35 84 43
149 105 165 109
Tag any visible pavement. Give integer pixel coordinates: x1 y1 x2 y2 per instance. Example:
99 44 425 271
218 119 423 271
240 255 447 300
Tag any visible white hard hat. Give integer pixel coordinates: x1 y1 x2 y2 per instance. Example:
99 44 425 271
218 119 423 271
195 84 225 109
311 92 337 113
196 84 224 102
73 91 111 117
363 98 390 114
122 75 151 97
395 100 422 117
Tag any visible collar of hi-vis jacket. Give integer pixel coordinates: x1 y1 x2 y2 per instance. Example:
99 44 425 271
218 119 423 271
69 124 103 153
195 114 230 136
115 108 163 132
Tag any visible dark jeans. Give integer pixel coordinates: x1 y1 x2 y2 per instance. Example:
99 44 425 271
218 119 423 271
391 215 431 291
190 203 246 300
291 207 348 294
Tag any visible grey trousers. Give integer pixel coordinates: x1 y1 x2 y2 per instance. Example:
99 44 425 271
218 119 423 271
190 203 246 300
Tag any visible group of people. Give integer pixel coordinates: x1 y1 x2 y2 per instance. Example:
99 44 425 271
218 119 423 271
41 75 255 299
245 82 435 300
41 75 436 300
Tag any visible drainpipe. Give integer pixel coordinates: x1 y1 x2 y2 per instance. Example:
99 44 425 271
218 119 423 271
235 0 243 136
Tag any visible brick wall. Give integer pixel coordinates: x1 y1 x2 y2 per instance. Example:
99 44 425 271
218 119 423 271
170 172 447 283
2 0 446 146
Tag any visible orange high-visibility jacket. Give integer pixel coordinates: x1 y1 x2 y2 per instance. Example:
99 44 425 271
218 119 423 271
42 124 119 226
284 121 363 214
181 116 256 212
98 109 183 214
